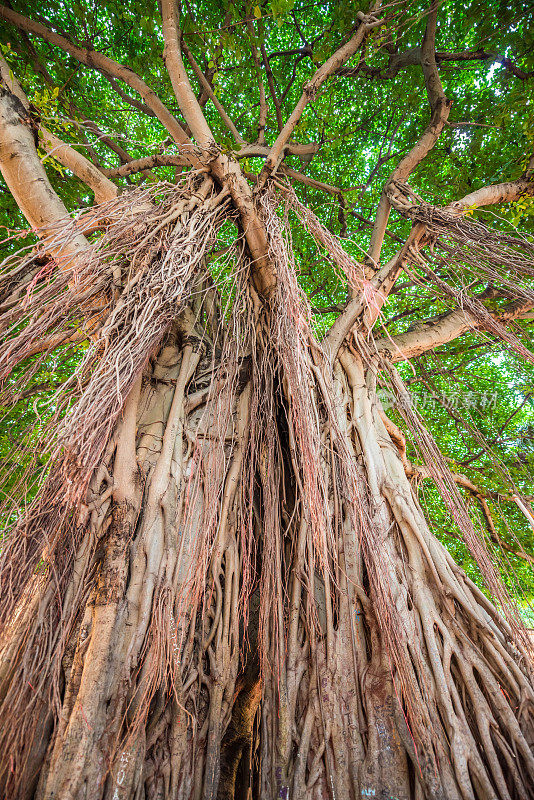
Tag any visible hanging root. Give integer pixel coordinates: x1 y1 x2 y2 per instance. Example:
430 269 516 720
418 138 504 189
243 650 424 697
0 175 228 618
0 176 246 798
380 359 534 655
388 178 534 282
252 186 534 799
256 190 440 797
1 176 533 800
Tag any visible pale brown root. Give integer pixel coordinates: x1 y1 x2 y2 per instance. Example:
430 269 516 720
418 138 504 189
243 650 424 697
0 181 533 800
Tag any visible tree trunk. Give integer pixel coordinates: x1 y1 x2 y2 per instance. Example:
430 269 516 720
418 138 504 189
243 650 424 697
260 345 534 800
0 191 533 800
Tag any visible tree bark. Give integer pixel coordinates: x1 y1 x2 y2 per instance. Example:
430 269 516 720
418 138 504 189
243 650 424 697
0 35 533 798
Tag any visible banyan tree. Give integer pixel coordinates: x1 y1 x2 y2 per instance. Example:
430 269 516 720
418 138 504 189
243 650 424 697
0 0 533 797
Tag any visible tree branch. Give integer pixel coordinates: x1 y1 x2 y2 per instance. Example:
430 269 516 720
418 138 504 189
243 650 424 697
98 71 156 118
368 1 452 265
257 8 383 187
338 48 533 81
410 464 534 564
8 328 87 361
0 64 88 262
246 20 268 145
160 1 273 296
260 35 283 132
181 39 245 144
447 179 534 213
376 298 534 362
0 54 117 204
160 0 214 148
237 141 319 161
102 153 191 179
39 128 118 203
0 5 196 156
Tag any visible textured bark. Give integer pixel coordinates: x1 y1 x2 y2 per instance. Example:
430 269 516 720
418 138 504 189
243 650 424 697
2 321 533 800
0 6 533 794
0 318 250 800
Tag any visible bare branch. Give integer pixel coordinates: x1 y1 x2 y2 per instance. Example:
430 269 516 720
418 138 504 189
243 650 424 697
257 8 383 187
98 71 156 118
376 298 534 362
160 0 214 147
237 141 319 161
10 328 87 361
39 128 118 203
350 208 404 243
448 179 534 214
339 48 533 81
368 1 452 265
260 35 283 131
181 39 245 144
75 117 133 165
0 53 117 204
102 153 191 179
0 65 88 262
410 464 534 564
246 20 268 145
278 166 348 196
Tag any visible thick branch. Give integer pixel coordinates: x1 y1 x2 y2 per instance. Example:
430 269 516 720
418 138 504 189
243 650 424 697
181 39 244 144
0 54 117 205
39 128 118 203
376 298 534 362
447 179 534 213
160 0 214 147
339 48 533 81
260 36 283 131
160 1 274 296
246 20 268 145
0 5 196 156
237 141 319 161
0 75 87 261
102 153 190 179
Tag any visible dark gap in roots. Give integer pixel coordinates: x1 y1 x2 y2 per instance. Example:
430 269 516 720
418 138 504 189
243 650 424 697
275 372 296 536
491 727 516 799
360 559 374 663
434 625 445 658
332 584 340 631
407 646 425 700
216 365 272 800
435 702 451 751
469 760 492 800
217 655 261 800
406 747 417 799
216 528 261 796
450 653 477 741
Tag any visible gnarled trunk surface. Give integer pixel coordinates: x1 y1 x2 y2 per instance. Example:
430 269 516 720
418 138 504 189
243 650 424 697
0 176 532 800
